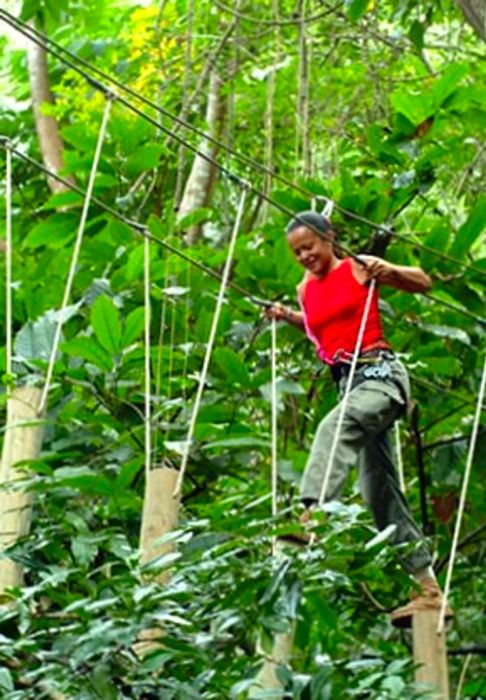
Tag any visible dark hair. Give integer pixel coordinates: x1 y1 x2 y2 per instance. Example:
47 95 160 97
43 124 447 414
286 210 332 238
286 210 345 259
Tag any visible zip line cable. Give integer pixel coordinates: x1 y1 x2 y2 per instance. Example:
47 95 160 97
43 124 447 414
3 139 485 332
1 142 266 307
2 9 485 281
0 13 366 269
4 8 485 280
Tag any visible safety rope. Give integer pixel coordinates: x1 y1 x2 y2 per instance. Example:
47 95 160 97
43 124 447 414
181 265 192 401
4 141 12 376
155 252 169 401
172 184 248 497
2 9 485 281
271 317 278 554
316 279 377 510
395 421 406 493
167 299 177 404
144 235 151 480
437 352 486 634
37 96 113 416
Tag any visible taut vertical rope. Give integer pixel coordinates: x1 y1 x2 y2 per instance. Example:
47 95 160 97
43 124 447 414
5 143 12 377
395 421 406 493
155 251 169 400
38 97 113 415
271 317 278 554
181 265 192 401
437 352 486 634
316 279 377 509
144 235 151 480
173 184 248 496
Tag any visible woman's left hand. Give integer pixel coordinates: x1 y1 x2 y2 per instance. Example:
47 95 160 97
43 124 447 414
361 257 396 284
354 255 432 293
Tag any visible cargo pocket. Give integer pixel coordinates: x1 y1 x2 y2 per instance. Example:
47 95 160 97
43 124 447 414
346 382 404 437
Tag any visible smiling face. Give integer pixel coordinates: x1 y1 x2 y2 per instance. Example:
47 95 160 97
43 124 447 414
287 226 338 277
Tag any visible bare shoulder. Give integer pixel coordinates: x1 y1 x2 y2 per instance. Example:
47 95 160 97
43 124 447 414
297 270 315 298
349 255 371 284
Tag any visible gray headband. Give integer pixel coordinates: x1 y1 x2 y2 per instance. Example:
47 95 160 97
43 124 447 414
286 210 332 238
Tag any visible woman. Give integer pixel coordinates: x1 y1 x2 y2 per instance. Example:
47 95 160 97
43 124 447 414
266 210 451 628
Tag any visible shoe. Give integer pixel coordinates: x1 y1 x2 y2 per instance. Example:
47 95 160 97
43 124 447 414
390 578 453 629
277 509 318 547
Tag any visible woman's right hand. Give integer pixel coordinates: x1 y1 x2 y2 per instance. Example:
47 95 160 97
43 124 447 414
263 303 291 321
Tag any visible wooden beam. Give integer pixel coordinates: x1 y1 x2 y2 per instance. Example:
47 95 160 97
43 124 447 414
0 387 43 592
413 610 450 699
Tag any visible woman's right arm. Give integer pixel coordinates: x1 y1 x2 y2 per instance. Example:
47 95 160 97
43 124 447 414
264 303 306 330
264 273 310 331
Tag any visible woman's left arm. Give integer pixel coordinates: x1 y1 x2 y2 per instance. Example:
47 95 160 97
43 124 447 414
353 256 432 293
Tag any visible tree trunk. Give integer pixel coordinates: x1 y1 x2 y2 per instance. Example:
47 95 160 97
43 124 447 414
453 0 486 41
177 71 225 244
0 387 43 592
27 37 71 193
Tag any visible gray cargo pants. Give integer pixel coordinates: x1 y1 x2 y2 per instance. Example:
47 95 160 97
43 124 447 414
300 355 432 573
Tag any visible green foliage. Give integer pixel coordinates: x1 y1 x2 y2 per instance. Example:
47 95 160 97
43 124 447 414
0 0 485 696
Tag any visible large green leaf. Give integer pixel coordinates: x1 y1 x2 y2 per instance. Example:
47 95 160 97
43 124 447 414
62 336 113 371
450 200 486 258
15 316 59 362
90 295 122 355
213 347 250 385
432 64 468 109
390 90 434 126
346 0 371 21
122 307 145 347
24 213 78 249
125 143 166 177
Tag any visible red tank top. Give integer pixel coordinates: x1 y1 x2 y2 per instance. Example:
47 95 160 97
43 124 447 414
299 258 386 365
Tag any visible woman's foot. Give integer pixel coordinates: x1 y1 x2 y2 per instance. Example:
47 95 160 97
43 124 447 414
390 578 453 629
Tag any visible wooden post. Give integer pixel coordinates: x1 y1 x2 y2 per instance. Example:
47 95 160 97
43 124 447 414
413 610 449 699
139 465 180 582
135 464 180 654
248 624 296 699
0 387 43 592
249 540 296 698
